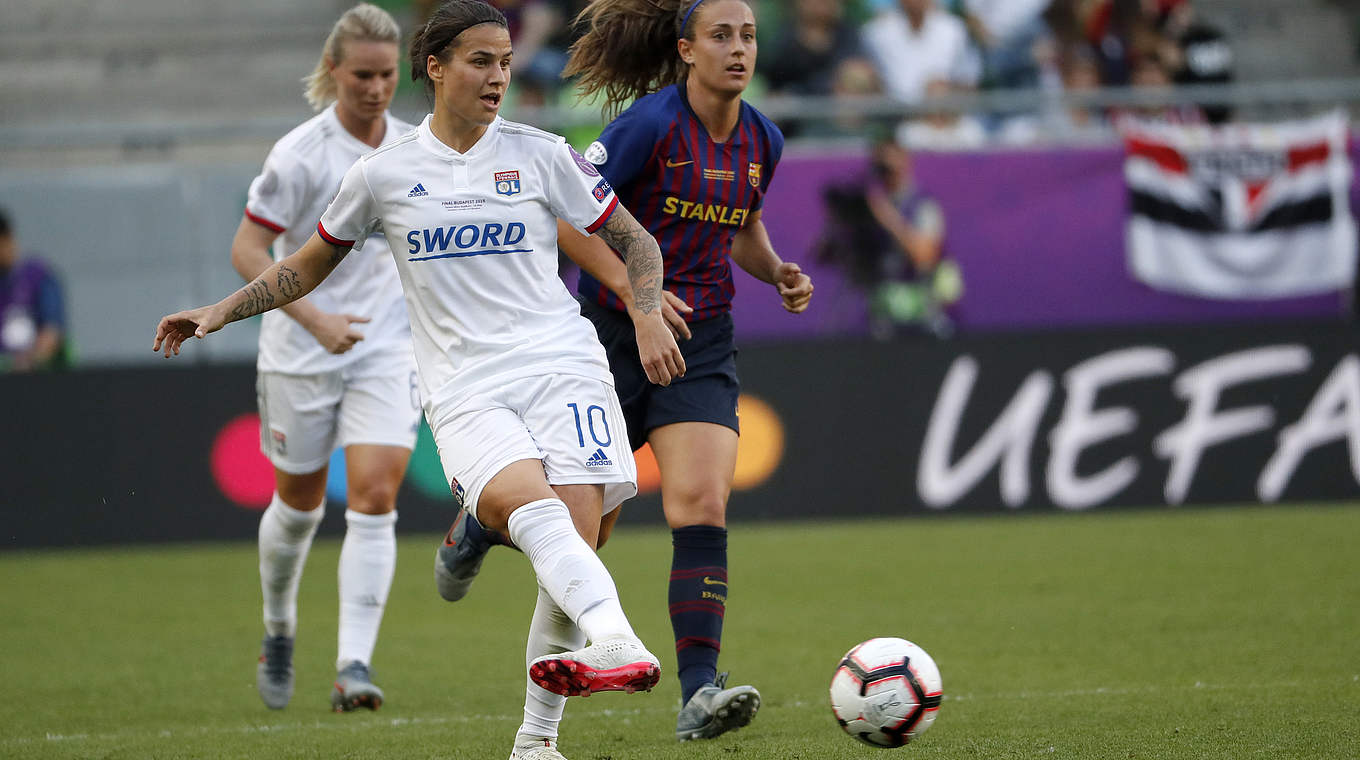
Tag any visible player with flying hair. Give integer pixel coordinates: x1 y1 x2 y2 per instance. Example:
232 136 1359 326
234 2 415 713
434 0 814 743
154 2 685 757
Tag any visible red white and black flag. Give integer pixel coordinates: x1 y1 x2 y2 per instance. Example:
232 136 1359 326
1121 111 1355 299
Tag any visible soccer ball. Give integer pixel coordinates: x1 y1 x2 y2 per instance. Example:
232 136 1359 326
829 637 942 748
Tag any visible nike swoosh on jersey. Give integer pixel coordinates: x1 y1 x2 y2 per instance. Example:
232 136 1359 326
666 158 694 168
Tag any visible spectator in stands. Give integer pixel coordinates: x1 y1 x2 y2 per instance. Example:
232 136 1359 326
956 0 1053 88
505 0 579 106
1084 0 1186 86
1121 45 1206 123
817 135 961 339
798 57 886 140
0 207 68 371
998 43 1113 144
1042 0 1087 53
760 0 864 97
1055 44 1108 128
861 0 980 104
415 0 575 105
1161 1 1234 123
896 77 988 150
1085 0 1236 123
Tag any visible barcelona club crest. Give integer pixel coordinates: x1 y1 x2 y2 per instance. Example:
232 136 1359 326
494 170 521 197
748 162 762 188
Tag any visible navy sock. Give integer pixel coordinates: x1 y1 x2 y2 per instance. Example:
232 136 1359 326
467 513 517 550
669 525 728 704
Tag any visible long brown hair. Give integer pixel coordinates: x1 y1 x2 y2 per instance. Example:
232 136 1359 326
409 0 508 97
564 0 750 116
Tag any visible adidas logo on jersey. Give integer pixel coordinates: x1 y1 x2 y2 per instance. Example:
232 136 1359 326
408 183 429 197
585 448 613 467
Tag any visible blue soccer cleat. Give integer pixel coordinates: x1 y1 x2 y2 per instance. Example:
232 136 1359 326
434 509 493 602
330 660 383 712
256 634 295 710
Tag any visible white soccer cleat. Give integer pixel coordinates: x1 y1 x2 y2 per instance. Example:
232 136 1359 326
509 733 568 759
528 636 661 697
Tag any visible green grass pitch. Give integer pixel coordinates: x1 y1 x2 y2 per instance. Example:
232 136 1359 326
2 504 1357 759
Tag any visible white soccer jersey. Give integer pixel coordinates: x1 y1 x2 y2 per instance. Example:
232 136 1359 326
245 106 415 374
318 115 620 418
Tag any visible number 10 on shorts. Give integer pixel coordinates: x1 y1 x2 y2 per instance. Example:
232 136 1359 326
567 402 612 448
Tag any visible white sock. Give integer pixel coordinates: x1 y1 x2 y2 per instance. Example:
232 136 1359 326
519 583 584 739
505 498 637 643
258 493 325 638
337 509 397 669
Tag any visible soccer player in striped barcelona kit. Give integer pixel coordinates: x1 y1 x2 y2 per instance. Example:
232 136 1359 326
233 3 416 713
436 0 814 743
155 2 684 757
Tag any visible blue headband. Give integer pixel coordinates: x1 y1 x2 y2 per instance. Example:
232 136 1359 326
680 0 703 37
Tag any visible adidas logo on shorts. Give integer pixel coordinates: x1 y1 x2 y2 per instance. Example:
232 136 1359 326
585 448 613 467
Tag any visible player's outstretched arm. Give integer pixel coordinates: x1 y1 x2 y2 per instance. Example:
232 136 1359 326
732 209 813 314
592 207 686 386
556 220 692 340
153 232 351 357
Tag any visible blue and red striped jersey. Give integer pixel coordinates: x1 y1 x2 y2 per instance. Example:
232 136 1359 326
578 83 784 321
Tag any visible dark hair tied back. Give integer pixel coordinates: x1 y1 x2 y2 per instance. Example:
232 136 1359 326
409 0 508 93
564 0 750 116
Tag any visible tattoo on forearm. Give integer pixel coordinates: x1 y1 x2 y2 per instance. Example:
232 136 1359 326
599 211 663 315
228 280 276 321
276 265 302 299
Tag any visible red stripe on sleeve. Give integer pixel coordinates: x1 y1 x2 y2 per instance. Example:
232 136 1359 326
1125 136 1188 174
586 195 619 234
316 221 354 246
244 209 285 234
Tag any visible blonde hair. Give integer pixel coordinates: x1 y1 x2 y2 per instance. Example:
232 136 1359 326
303 3 401 111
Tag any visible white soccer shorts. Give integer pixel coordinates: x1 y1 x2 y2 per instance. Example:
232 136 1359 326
256 348 421 474
429 373 638 521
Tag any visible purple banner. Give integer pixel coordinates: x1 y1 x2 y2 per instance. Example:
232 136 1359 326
723 145 1351 341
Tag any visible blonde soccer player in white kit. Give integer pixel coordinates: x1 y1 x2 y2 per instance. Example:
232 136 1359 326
232 4 417 713
155 2 686 757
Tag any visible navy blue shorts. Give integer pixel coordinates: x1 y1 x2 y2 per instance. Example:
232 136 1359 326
579 300 739 452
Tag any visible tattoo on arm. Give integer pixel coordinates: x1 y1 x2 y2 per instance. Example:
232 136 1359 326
598 208 663 315
226 238 344 323
276 265 302 299
228 280 276 321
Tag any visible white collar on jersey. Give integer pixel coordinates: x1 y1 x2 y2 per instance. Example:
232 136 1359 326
415 114 503 162
324 104 401 153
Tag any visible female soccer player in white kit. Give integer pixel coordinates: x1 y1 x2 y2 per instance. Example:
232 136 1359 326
155 2 684 757
234 3 416 713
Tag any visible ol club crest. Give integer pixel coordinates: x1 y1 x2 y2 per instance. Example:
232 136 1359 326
494 170 521 197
